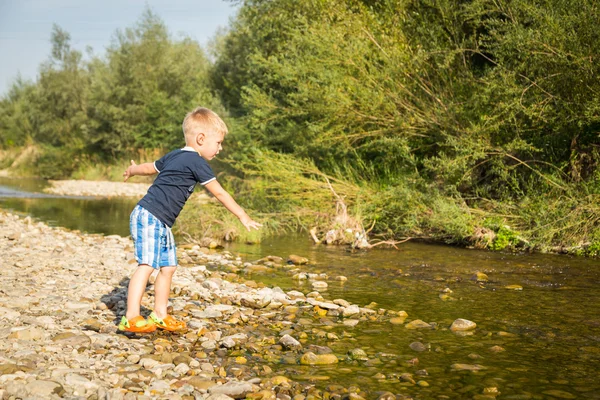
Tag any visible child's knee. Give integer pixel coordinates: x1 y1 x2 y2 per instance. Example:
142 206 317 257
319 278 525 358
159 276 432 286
159 266 177 277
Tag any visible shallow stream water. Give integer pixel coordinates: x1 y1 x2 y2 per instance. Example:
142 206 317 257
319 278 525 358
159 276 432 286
1 177 599 399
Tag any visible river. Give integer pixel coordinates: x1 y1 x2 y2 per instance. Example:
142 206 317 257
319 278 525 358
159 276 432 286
1 177 599 399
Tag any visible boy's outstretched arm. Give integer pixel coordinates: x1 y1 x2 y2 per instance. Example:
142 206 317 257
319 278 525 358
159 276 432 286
123 160 158 182
204 180 262 231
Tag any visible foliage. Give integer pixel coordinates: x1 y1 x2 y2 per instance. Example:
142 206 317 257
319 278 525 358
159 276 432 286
209 0 600 251
1 1 600 252
0 10 223 166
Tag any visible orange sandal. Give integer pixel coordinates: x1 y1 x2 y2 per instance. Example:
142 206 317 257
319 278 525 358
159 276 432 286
149 312 186 332
118 316 156 333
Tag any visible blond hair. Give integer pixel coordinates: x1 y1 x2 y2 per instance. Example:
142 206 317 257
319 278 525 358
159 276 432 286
182 107 228 141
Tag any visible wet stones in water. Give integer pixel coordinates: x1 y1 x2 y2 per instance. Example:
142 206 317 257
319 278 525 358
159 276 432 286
489 345 505 353
541 390 577 399
269 376 290 385
300 352 339 365
347 348 368 361
390 316 407 324
483 387 499 396
505 284 523 290
405 319 433 329
312 281 328 289
288 255 309 265
472 271 489 282
450 318 477 332
279 334 302 351
306 344 333 354
409 342 427 352
400 373 415 384
342 305 360 317
451 363 487 371
377 392 396 400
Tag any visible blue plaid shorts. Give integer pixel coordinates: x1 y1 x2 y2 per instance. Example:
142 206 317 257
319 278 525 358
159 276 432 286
129 205 177 269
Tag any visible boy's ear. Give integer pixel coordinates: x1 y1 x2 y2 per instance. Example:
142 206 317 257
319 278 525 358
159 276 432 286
196 133 205 145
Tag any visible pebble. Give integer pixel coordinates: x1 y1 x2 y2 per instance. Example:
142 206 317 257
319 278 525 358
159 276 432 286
288 255 309 265
405 319 433 329
505 285 523 290
541 390 576 399
409 342 427 352
450 318 477 331
390 316 407 324
300 352 339 365
347 348 368 361
473 272 489 282
489 345 505 353
451 363 487 371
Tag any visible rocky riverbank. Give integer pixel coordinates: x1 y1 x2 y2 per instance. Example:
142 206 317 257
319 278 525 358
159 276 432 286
44 180 152 197
1 210 432 400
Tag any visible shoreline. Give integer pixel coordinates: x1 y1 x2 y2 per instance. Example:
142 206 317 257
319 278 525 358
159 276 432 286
1 176 594 258
44 179 152 198
0 210 410 399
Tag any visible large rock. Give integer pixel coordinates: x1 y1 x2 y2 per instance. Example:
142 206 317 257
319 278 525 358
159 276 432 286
347 348 368 361
287 255 309 265
342 305 360 317
279 334 302 351
450 318 477 332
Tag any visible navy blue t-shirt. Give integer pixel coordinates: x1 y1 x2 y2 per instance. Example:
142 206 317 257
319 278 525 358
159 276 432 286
138 148 215 227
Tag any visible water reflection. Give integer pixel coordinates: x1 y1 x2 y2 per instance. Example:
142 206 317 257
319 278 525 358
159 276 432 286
0 177 136 236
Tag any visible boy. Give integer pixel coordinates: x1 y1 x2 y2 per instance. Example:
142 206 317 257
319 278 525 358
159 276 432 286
119 107 261 333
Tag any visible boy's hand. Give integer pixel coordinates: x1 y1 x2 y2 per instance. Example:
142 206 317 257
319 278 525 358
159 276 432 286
240 216 262 231
123 160 136 182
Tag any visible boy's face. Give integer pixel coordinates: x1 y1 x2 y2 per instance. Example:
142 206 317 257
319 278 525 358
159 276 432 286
198 130 224 160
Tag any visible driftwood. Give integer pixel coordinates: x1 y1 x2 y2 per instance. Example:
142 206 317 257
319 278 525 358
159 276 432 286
307 176 410 250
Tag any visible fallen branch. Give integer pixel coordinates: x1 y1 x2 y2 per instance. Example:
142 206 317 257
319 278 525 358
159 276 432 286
367 237 412 250
309 227 321 244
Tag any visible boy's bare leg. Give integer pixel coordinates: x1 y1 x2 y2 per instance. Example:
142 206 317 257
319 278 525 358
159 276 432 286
125 264 155 319
153 266 177 318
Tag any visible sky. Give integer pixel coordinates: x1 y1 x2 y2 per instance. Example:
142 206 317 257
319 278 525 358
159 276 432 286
0 0 239 95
